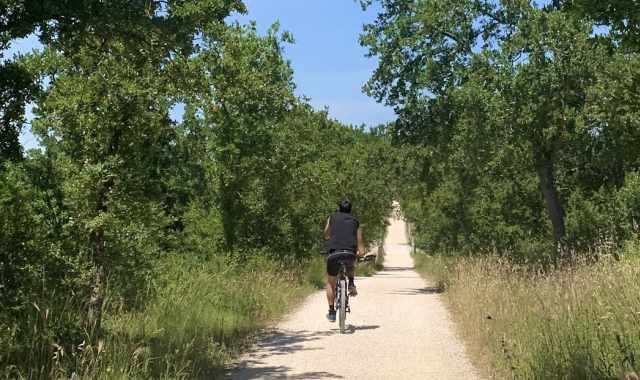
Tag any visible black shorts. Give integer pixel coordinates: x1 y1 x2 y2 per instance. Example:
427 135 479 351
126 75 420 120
326 250 356 277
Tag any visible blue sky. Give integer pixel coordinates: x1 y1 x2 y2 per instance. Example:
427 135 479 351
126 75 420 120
4 1 395 150
233 0 395 126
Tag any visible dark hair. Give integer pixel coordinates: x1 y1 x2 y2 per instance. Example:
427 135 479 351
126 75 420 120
338 199 352 213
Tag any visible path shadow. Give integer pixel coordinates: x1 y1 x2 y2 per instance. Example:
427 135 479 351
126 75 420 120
231 364 344 380
387 286 443 295
229 324 381 378
379 266 413 272
375 274 418 278
229 329 340 379
339 324 381 335
250 329 332 358
374 273 420 280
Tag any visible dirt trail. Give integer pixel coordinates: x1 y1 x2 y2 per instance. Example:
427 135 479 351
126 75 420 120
231 211 481 379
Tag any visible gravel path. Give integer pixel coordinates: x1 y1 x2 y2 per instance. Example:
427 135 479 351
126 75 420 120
231 214 481 379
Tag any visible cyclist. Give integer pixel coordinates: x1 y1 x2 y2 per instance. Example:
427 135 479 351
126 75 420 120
323 199 365 322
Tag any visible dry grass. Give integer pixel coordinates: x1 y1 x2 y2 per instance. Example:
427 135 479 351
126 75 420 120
414 250 640 380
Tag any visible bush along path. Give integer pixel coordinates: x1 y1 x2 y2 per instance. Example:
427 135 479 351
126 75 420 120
230 211 481 380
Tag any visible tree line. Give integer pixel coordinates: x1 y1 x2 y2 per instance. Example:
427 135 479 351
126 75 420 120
0 1 396 375
360 0 640 260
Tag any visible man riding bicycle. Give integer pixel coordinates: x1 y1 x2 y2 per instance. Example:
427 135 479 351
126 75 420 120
323 199 365 322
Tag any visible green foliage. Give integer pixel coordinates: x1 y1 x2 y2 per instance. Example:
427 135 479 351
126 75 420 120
0 159 87 379
0 160 79 315
617 172 640 235
569 0 640 50
565 189 620 248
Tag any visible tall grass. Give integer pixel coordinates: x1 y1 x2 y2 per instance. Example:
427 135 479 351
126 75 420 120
1 254 325 379
413 249 640 380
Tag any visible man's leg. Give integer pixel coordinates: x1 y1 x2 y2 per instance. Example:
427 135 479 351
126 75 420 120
326 275 337 307
347 260 358 296
347 265 356 285
325 275 337 321
325 252 339 321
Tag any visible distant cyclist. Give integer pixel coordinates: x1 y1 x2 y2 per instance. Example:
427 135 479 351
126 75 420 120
323 199 365 322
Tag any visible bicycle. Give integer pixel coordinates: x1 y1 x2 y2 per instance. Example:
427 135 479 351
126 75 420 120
334 258 351 333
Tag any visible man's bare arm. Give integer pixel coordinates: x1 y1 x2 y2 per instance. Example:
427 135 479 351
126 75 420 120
323 217 331 240
357 228 365 257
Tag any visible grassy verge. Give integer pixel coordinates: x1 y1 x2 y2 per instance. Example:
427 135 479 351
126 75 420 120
413 250 640 380
1 254 325 379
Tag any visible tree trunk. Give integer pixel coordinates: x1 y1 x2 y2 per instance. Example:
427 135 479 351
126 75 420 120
220 184 238 251
534 151 565 244
87 228 105 333
86 176 112 333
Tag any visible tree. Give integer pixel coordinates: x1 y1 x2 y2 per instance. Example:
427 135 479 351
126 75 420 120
360 0 609 249
25 0 245 332
503 10 607 243
196 22 297 252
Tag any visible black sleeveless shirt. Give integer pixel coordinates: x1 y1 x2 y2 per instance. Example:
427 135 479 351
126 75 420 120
327 212 359 252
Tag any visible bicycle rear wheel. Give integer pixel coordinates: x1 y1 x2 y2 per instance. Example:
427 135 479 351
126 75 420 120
338 278 347 333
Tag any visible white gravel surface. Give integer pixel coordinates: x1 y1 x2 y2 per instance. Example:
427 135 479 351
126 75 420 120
231 214 481 379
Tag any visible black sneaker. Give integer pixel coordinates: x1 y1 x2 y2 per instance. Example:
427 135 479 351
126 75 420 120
326 309 336 322
348 284 358 297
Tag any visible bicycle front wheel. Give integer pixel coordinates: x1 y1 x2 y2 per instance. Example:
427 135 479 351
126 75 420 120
338 279 347 333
